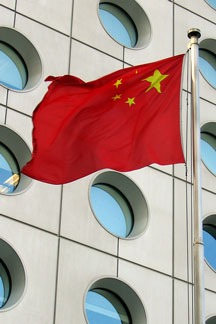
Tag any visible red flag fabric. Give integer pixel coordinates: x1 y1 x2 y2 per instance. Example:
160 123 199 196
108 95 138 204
22 54 185 184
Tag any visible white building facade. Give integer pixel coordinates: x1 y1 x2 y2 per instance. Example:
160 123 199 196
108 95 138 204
0 0 215 323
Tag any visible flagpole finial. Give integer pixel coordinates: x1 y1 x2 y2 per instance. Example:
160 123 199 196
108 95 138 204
187 28 201 39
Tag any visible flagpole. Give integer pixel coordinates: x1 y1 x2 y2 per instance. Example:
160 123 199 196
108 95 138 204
187 28 205 324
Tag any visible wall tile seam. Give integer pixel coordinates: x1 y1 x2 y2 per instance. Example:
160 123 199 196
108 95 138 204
182 89 216 107
1 212 216 288
173 2 216 26
0 104 32 118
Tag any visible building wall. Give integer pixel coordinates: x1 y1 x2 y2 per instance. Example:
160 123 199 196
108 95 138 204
0 0 215 323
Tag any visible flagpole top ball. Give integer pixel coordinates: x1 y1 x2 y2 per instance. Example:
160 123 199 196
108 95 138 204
187 28 201 39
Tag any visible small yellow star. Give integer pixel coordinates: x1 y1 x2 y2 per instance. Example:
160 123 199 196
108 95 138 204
135 70 138 74
113 79 122 88
112 94 121 101
142 69 168 93
125 97 135 107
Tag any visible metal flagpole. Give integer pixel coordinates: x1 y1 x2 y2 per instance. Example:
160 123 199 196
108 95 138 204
187 29 205 324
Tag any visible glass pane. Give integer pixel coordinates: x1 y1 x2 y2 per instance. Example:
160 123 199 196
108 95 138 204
201 133 216 175
99 3 137 47
199 49 216 88
203 224 216 270
205 0 216 9
0 41 27 90
0 261 11 308
0 143 20 194
86 289 131 324
90 184 133 237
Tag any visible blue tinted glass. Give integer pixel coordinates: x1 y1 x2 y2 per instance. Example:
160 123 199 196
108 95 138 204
90 184 133 237
86 290 130 324
0 261 10 308
0 143 20 194
0 42 27 90
199 51 216 88
203 226 216 270
99 4 137 47
205 0 216 8
201 137 216 175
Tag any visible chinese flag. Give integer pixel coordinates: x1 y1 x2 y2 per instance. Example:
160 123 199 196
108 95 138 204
22 54 185 184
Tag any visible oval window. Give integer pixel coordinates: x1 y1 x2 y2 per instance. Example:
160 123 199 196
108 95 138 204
205 0 216 9
0 41 28 90
201 132 216 176
90 184 134 237
0 142 20 194
199 49 216 88
0 260 11 308
99 3 137 47
203 224 216 271
85 288 131 324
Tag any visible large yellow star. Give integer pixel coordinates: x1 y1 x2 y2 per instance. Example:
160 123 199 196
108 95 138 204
143 69 168 93
112 94 121 101
113 79 122 88
125 97 135 107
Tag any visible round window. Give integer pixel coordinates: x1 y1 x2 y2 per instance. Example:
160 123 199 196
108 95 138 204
90 184 133 237
86 288 131 324
90 171 148 239
201 123 216 176
204 0 216 9
203 215 216 271
0 42 27 90
0 260 11 308
199 49 216 88
85 277 146 324
99 3 137 47
0 27 42 91
206 316 216 324
0 143 20 194
0 125 32 195
0 239 25 310
98 0 151 49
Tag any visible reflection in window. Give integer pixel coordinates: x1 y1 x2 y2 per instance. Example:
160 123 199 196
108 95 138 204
0 41 27 90
199 49 216 88
86 289 131 324
0 143 20 194
203 224 216 270
201 132 216 175
99 3 137 47
90 184 133 237
205 0 216 9
0 260 11 308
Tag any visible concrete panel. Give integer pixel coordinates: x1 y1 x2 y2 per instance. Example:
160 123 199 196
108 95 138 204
6 109 33 149
72 0 123 60
16 0 73 35
174 179 193 282
0 105 6 123
70 39 124 81
55 239 117 324
174 280 193 324
0 216 58 324
61 173 118 255
174 5 216 105
0 86 7 106
0 1 15 9
118 259 172 324
119 167 173 275
124 0 173 65
0 4 15 21
174 0 216 23
7 15 70 116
